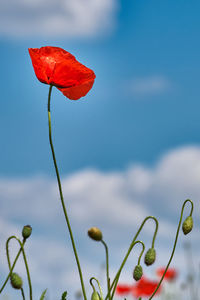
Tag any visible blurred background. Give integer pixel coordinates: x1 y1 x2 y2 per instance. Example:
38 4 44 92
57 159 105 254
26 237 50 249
0 0 200 299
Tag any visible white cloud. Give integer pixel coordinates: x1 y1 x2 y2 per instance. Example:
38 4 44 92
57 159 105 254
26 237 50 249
0 145 199 299
126 75 171 96
0 0 118 38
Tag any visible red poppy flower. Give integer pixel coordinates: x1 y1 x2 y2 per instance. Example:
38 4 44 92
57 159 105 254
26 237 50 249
116 284 132 295
116 278 161 298
132 277 161 298
156 267 178 281
29 46 96 100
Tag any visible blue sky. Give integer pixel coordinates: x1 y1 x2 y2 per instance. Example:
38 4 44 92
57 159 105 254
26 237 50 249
1 0 200 176
0 1 200 299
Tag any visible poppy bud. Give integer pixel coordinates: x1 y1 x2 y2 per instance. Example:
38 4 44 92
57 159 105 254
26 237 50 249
182 216 193 235
133 264 143 281
144 248 156 266
10 273 23 289
91 291 100 300
22 225 32 239
88 227 102 241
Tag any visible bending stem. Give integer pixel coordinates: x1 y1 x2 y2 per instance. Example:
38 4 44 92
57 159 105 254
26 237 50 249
105 216 158 300
148 199 193 299
0 239 25 294
101 240 110 300
47 85 87 300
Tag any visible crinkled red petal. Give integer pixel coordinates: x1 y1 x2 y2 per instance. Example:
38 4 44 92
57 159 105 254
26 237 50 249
29 46 96 100
57 79 95 100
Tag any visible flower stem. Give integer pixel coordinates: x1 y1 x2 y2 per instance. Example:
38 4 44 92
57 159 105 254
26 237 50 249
21 288 26 300
47 85 87 300
110 240 146 300
137 241 145 265
0 239 26 294
148 199 193 299
101 240 110 300
6 236 32 300
105 216 158 300
90 277 104 300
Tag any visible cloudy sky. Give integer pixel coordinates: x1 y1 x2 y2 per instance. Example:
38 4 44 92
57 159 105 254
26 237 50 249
0 0 200 299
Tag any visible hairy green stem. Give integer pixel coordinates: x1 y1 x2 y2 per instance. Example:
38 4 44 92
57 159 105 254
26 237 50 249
6 236 32 300
90 277 103 300
0 239 26 294
47 85 87 300
101 240 110 300
110 241 145 300
6 236 26 299
148 199 193 299
6 237 12 270
137 241 145 265
105 216 158 300
21 287 26 300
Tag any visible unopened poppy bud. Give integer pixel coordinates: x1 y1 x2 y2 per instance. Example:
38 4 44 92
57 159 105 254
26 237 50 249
10 273 23 289
91 291 100 300
22 225 32 239
133 264 143 281
88 227 102 241
144 248 156 266
182 216 193 235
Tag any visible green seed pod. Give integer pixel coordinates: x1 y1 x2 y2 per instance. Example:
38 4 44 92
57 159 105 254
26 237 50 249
182 216 193 235
22 225 32 239
133 264 143 281
10 273 23 290
144 248 156 266
91 291 100 300
88 227 103 241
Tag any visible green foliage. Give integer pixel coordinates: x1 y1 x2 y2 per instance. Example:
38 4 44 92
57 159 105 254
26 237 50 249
39 288 47 300
61 291 67 300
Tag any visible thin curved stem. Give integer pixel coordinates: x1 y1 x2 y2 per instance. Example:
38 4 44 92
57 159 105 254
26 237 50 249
47 85 87 300
151 217 158 248
6 237 12 270
110 241 145 300
5 236 32 300
6 236 26 300
21 288 26 300
137 241 145 265
90 277 103 300
105 216 158 300
101 240 110 300
0 239 26 294
148 199 193 300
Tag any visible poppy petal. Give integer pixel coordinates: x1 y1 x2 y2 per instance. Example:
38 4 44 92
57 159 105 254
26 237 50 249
29 46 96 100
58 79 95 100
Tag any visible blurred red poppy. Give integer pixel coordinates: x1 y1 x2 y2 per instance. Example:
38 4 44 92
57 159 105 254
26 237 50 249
116 277 161 298
132 277 161 298
116 284 132 295
156 267 178 281
29 46 96 100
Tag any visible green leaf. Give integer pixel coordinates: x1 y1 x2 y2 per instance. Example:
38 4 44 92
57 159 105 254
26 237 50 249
61 291 67 300
40 289 47 300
